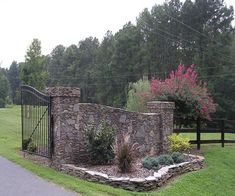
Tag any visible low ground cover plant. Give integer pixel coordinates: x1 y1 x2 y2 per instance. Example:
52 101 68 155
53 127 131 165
22 138 32 150
171 152 185 163
142 152 185 171
157 154 174 166
27 142 37 153
142 157 159 170
22 137 37 153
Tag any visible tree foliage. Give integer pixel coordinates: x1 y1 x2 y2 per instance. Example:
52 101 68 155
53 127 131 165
0 71 9 108
5 0 235 119
7 61 20 104
45 0 232 118
126 77 151 112
151 65 217 120
20 38 48 90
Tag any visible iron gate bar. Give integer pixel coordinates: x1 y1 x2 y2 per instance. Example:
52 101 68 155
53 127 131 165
28 108 48 140
21 88 50 103
21 85 53 158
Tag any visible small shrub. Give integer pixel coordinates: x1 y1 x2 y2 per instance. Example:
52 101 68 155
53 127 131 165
168 133 191 153
157 154 174 166
27 142 37 153
171 152 185 163
142 157 159 170
126 77 152 112
86 122 115 165
114 133 139 173
22 138 32 150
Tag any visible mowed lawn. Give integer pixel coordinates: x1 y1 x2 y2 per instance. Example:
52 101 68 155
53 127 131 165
0 106 235 196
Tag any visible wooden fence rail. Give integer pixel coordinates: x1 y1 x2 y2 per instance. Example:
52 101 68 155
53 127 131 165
173 118 235 150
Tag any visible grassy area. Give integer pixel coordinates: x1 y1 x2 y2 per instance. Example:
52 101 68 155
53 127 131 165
182 132 235 141
0 106 235 196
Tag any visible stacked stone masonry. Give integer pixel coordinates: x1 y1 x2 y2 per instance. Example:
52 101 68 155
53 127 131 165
147 101 175 153
46 87 175 167
60 154 204 192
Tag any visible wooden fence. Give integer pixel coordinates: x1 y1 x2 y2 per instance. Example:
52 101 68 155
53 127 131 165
173 117 235 150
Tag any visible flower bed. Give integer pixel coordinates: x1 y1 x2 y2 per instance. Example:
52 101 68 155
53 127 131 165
60 154 204 192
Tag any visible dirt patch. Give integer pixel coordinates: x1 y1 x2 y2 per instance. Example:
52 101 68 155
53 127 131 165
19 151 51 167
83 159 154 178
76 154 197 179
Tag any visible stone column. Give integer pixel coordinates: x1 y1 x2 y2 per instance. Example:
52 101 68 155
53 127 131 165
46 87 80 167
147 101 175 153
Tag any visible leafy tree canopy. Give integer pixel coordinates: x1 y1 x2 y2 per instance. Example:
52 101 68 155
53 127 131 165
20 38 48 90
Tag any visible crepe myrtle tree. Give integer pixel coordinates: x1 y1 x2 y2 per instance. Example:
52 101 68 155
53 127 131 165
150 64 217 120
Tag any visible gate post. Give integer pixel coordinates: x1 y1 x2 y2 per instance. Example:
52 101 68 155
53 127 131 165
196 118 201 150
147 101 175 153
46 87 80 167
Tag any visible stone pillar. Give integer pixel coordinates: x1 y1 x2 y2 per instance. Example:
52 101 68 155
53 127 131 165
46 87 80 167
147 101 175 153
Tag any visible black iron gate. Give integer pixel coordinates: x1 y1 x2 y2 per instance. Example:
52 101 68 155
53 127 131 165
21 85 53 158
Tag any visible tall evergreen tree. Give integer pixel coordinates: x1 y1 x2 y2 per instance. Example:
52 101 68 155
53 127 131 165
46 0 234 117
47 45 66 86
0 71 9 107
95 31 115 105
20 38 48 90
7 61 21 104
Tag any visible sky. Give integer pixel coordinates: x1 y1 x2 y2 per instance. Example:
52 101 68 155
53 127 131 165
0 0 234 68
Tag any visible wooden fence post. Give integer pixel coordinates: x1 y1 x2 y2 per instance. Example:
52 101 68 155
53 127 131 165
196 118 201 150
221 120 225 148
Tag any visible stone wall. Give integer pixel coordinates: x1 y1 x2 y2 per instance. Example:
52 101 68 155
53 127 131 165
60 154 204 192
77 103 161 162
46 87 175 166
147 101 175 153
46 87 81 166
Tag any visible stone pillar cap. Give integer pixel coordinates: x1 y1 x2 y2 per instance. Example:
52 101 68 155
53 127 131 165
147 101 175 109
46 87 80 97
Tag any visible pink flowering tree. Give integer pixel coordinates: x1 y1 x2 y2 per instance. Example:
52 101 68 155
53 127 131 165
151 65 217 120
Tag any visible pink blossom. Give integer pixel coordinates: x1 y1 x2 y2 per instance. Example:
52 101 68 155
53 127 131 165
150 64 217 120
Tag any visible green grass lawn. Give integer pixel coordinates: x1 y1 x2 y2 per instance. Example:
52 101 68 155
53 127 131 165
182 132 235 141
0 106 235 196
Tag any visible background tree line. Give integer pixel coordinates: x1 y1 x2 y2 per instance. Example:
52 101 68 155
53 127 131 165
1 0 235 119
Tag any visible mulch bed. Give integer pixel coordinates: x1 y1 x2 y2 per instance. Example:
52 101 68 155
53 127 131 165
76 153 200 178
83 158 154 178
21 147 203 180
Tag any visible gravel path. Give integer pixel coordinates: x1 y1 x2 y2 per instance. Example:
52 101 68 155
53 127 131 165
0 156 78 196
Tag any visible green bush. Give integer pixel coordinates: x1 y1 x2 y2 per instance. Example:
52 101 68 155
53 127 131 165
86 122 115 165
142 157 159 170
115 133 139 173
142 152 187 170
171 152 185 163
168 133 191 152
157 154 174 166
22 138 32 150
126 77 152 112
27 142 37 153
